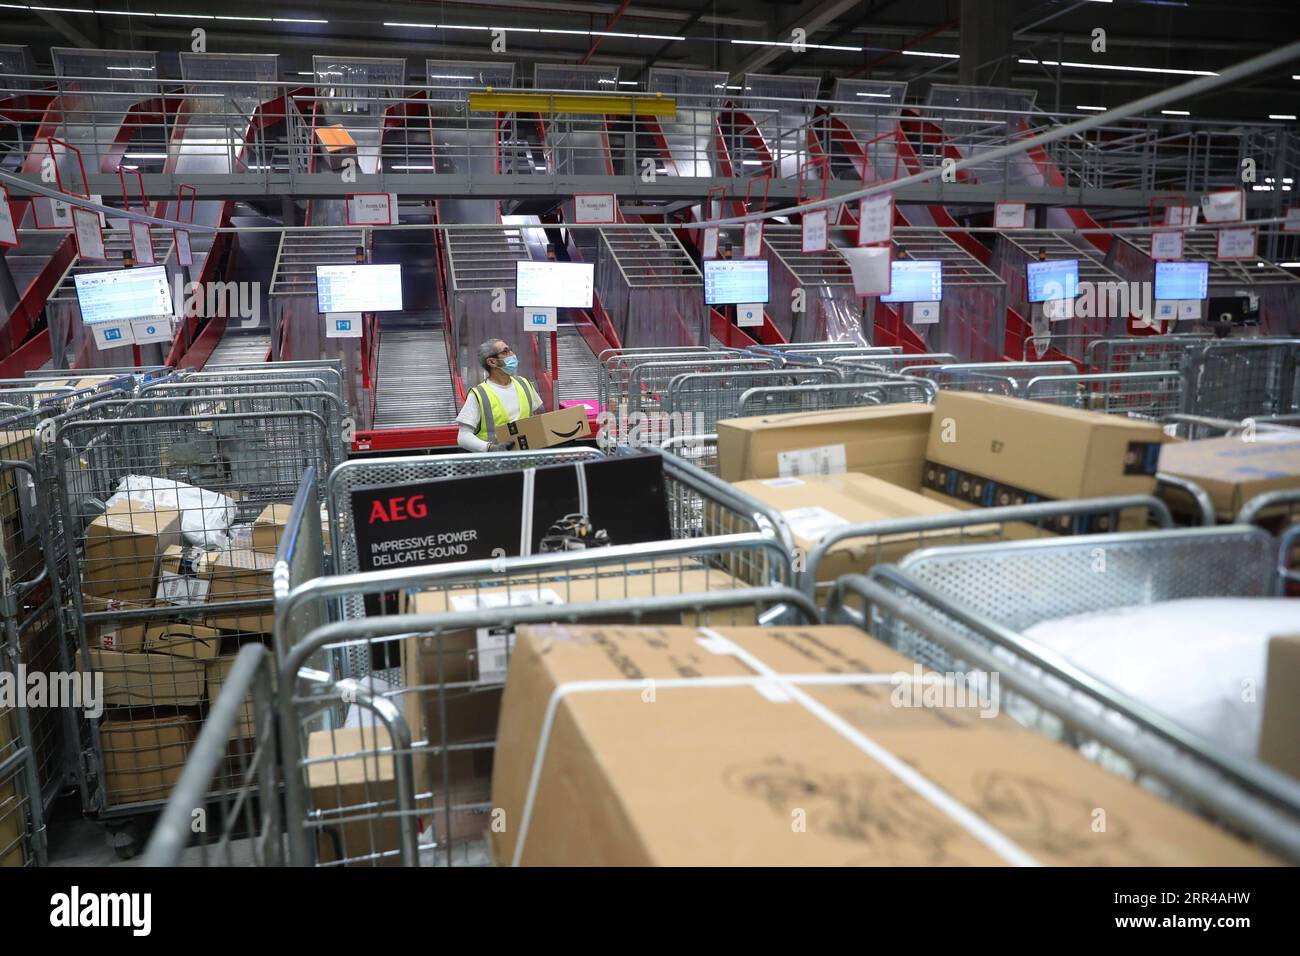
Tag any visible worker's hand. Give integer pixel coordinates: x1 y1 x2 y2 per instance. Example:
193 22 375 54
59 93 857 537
487 441 515 452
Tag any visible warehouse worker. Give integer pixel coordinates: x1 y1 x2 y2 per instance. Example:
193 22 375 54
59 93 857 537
456 338 543 452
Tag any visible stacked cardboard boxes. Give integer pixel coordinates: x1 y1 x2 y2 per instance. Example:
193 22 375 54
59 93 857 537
75 495 291 808
715 394 1170 586
491 624 1279 866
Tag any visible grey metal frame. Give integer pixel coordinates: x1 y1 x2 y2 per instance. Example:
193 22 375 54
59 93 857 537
824 525 1300 862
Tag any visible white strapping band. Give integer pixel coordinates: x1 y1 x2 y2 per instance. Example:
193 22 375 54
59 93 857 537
519 467 536 556
508 632 1041 867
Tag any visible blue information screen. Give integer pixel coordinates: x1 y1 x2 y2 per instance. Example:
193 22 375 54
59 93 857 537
1155 261 1209 301
704 259 769 305
315 264 404 313
74 265 173 324
1026 259 1080 303
881 260 943 303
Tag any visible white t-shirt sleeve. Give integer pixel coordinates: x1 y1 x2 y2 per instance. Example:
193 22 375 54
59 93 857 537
456 390 482 430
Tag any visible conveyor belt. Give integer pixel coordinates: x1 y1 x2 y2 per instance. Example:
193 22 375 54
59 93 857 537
373 312 459 428
205 330 270 367
553 326 602 402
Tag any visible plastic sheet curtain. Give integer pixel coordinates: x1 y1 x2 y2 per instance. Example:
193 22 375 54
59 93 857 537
929 282 1009 362
991 237 1111 363
743 74 821 180
450 290 546 396
0 44 34 89
761 243 867 343
924 85 1045 189
829 79 908 183
275 294 372 425
593 242 703 349
168 54 281 280
1256 286 1300 337
648 68 727 179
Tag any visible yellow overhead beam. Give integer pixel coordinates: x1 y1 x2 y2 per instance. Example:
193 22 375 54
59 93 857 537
468 90 677 117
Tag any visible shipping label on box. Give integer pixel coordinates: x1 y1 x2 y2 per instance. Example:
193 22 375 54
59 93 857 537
777 444 847 478
448 589 565 684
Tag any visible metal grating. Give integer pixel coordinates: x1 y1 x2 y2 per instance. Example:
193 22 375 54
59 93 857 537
1002 229 1124 285
442 226 530 293
268 228 366 297
1120 231 1300 286
599 225 701 289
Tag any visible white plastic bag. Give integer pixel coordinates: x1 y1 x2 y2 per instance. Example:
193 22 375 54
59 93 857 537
106 474 238 549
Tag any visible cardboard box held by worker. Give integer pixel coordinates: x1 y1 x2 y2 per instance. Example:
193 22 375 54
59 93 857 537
504 405 592 450
491 624 1280 867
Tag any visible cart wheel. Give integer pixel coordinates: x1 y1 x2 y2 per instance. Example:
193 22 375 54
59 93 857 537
106 821 142 861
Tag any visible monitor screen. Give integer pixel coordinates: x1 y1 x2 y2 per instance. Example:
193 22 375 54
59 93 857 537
703 259 770 305
881 260 943 303
1155 261 1209 301
74 265 173 324
1026 259 1080 303
515 261 595 309
315 264 404 313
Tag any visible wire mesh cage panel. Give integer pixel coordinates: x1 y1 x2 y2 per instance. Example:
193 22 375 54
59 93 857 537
598 348 735 415
662 367 842 434
801 495 1175 600
316 448 794 680
1085 335 1212 375
276 587 815 866
600 356 773 446
138 381 349 471
182 364 345 405
1021 371 1186 419
1183 340 1300 420
833 353 957 380
914 361 1076 395
42 404 334 819
736 378 935 417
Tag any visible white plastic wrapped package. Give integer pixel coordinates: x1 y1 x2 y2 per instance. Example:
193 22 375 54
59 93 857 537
1019 598 1300 760
106 475 238 550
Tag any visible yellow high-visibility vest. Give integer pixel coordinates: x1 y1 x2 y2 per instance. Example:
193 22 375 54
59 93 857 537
473 375 542 442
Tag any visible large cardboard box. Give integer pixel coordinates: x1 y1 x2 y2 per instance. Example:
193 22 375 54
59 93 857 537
922 392 1167 519
399 562 755 801
98 714 197 805
492 624 1278 866
77 648 206 708
307 725 484 866
143 622 224 660
718 404 933 486
1158 434 1300 521
250 503 292 554
83 503 181 601
721 473 1012 590
82 594 152 653
1260 634 1300 781
505 406 592 450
